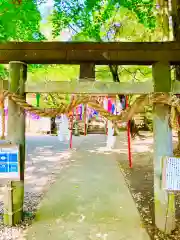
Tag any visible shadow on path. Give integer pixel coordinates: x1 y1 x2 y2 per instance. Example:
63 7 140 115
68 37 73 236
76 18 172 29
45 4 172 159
24 135 150 240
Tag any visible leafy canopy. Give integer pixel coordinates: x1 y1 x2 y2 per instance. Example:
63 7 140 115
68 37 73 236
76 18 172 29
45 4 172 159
51 0 156 39
0 0 46 76
0 0 45 41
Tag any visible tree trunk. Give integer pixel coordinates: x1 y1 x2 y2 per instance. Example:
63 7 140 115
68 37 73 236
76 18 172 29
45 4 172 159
172 0 180 155
50 117 56 135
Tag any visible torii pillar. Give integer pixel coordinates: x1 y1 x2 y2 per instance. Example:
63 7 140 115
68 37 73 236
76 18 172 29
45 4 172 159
153 61 175 234
4 61 27 225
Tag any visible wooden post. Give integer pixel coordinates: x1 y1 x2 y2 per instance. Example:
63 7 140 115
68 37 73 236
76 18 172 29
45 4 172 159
79 63 95 80
0 80 6 140
153 62 175 234
4 61 27 225
0 99 5 140
80 63 95 135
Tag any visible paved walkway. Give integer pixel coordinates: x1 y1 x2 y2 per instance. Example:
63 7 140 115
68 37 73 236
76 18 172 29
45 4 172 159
25 135 150 240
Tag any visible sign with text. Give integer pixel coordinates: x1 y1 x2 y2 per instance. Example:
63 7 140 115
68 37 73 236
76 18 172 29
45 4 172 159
162 156 180 192
0 144 20 181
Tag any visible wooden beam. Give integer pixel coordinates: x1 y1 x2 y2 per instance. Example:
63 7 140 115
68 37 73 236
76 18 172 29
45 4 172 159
0 42 180 64
4 62 27 225
25 80 154 94
152 62 175 234
1 78 180 94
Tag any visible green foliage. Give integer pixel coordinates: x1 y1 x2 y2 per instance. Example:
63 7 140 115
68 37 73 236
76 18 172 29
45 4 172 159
0 65 8 79
0 0 46 78
121 0 155 29
27 64 79 82
0 0 45 41
51 0 156 39
96 66 113 81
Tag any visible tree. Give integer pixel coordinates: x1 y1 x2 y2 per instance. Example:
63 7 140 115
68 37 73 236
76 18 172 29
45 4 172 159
0 0 47 79
51 0 156 40
0 0 45 41
0 0 46 83
50 1 160 136
51 1 156 85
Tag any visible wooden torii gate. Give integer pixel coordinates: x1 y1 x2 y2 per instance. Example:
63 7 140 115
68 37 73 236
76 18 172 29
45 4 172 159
1 41 180 234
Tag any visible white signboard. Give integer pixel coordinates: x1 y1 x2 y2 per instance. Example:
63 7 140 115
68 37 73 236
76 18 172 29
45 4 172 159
106 120 116 149
57 114 70 142
0 144 20 181
162 156 180 191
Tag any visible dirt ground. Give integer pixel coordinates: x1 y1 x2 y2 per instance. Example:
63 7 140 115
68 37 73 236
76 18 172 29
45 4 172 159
116 131 180 240
0 132 180 240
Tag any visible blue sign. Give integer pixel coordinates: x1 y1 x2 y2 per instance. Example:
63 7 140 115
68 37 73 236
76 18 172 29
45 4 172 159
0 152 18 174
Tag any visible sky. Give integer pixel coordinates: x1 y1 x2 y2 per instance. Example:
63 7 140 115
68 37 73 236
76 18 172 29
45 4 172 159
38 0 54 23
38 0 72 41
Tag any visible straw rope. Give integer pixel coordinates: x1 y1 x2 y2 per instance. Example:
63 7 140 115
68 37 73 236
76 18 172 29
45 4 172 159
0 91 179 131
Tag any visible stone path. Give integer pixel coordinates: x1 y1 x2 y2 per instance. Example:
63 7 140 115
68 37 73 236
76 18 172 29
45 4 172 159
24 134 150 240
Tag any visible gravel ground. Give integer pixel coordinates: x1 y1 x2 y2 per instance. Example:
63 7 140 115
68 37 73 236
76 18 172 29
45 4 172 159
0 132 179 240
0 135 85 240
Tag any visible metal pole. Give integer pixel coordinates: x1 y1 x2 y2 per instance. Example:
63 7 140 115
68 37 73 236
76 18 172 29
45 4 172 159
126 96 132 168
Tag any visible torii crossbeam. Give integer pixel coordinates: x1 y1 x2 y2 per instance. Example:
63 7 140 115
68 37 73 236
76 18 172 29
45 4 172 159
0 41 180 64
